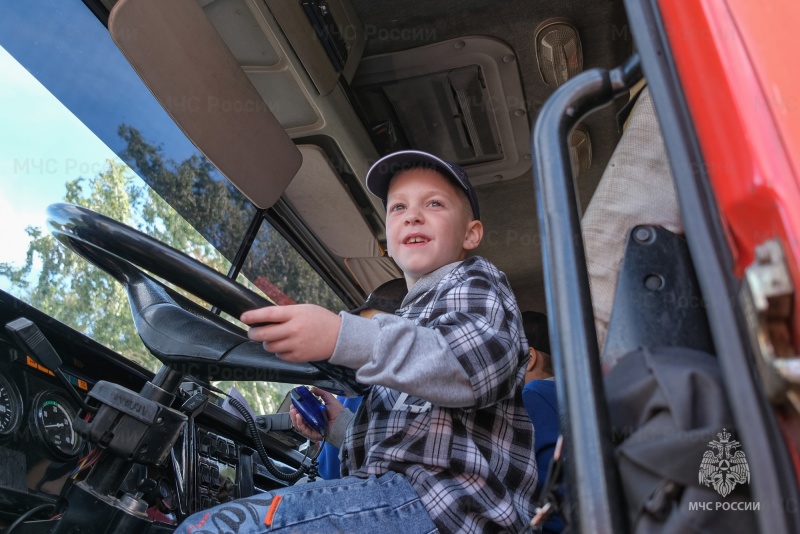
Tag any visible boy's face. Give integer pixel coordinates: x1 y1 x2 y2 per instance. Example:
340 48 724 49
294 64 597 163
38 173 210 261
385 168 483 287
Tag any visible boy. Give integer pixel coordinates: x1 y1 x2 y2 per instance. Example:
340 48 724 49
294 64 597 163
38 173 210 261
176 150 538 533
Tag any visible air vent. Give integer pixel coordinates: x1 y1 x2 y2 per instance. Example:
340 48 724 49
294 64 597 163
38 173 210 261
354 65 503 166
352 36 531 186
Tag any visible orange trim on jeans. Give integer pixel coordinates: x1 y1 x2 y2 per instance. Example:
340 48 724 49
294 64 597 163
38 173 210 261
264 495 283 527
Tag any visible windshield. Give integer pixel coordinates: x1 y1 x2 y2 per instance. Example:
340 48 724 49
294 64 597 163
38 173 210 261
0 0 344 413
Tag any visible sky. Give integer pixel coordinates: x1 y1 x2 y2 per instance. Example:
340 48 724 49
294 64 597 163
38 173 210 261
0 0 199 294
0 45 121 292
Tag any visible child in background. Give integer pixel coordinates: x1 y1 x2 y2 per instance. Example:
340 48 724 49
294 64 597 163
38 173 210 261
521 310 563 533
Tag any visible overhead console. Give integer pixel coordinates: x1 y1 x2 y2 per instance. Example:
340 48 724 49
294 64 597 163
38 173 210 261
259 0 366 93
197 0 380 194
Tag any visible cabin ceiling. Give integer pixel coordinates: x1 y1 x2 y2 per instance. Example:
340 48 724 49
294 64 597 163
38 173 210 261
349 0 633 310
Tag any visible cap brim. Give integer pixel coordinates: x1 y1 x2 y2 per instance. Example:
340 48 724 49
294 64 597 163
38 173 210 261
366 150 459 199
365 150 480 219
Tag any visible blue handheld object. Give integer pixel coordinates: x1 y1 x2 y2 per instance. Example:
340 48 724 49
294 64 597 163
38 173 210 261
290 387 328 436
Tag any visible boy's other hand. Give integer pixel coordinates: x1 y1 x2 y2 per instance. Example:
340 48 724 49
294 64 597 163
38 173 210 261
289 387 345 441
241 304 342 362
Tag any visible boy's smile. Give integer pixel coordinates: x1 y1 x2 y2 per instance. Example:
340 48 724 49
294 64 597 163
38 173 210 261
385 168 483 287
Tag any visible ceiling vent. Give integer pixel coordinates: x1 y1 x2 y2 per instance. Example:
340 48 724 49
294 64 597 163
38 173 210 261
351 36 531 186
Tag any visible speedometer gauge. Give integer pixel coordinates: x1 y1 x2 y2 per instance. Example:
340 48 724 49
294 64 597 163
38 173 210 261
0 373 23 436
30 391 83 460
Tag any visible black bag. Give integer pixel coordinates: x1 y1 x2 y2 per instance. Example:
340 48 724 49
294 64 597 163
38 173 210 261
605 346 758 533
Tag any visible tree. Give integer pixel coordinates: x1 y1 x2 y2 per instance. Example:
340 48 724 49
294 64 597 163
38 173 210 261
1 160 153 364
0 126 349 414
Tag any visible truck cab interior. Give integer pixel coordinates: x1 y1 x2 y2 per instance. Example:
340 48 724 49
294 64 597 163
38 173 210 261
1 0 799 532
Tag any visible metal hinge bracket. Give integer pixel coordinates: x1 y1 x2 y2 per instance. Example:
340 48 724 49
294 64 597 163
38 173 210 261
740 239 798 410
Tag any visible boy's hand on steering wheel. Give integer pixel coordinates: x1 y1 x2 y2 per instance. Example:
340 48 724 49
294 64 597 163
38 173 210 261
242 304 342 363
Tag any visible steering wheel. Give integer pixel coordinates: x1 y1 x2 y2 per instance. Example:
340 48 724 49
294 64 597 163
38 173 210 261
46 202 366 395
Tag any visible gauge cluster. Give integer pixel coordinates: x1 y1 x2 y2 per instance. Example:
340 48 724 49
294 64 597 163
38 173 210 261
0 342 96 514
0 372 23 437
29 391 84 461
0 356 90 526
0 363 86 457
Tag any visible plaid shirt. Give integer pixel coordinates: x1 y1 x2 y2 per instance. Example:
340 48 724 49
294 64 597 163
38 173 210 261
340 256 538 533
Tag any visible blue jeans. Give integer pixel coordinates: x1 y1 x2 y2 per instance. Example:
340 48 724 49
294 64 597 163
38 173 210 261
175 472 438 534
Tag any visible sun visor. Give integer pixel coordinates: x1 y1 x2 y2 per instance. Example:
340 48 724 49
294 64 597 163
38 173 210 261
108 0 302 208
283 145 381 258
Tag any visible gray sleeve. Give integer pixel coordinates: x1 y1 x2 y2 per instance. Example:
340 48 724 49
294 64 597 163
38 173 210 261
326 406 354 449
328 312 474 407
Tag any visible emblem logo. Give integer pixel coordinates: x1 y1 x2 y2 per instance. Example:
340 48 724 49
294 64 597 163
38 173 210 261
699 429 750 497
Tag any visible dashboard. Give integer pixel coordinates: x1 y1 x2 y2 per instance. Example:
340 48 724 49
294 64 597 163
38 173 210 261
0 290 308 529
